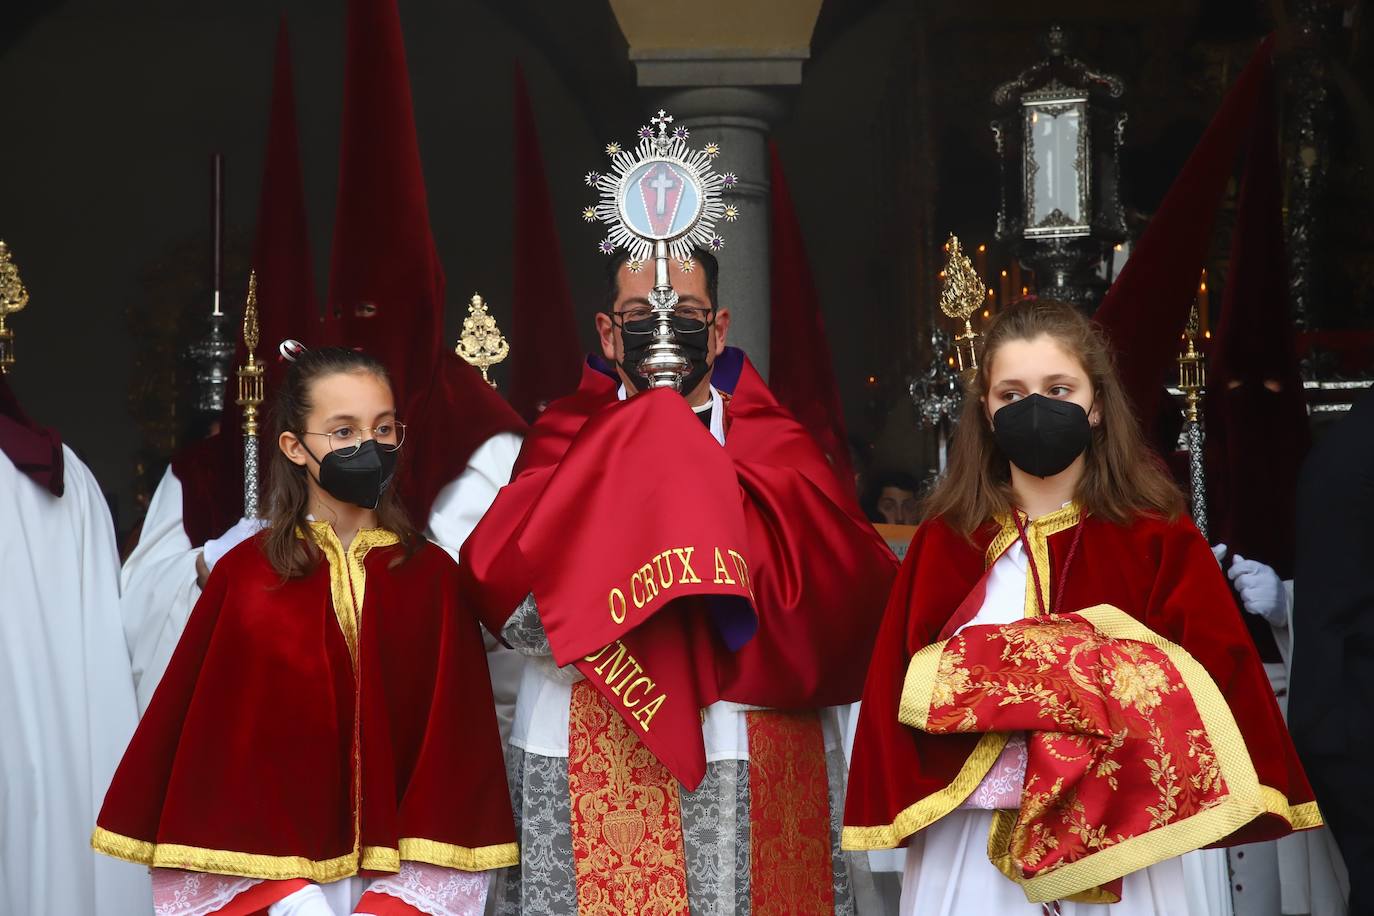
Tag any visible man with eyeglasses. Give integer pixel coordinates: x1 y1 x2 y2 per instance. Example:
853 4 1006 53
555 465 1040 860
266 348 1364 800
459 249 897 914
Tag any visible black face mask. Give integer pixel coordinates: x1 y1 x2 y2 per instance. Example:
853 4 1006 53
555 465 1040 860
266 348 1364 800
619 313 713 395
992 393 1093 479
302 438 399 510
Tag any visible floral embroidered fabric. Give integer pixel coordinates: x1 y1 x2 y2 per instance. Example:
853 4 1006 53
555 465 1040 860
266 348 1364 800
152 868 260 916
365 862 490 916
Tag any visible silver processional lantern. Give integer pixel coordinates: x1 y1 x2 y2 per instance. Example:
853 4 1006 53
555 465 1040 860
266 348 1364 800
584 109 738 391
991 25 1128 311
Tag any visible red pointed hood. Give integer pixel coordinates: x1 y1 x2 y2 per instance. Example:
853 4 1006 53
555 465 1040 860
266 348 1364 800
325 0 444 408
1094 36 1276 428
767 141 855 491
1204 59 1309 576
509 65 582 421
248 18 319 391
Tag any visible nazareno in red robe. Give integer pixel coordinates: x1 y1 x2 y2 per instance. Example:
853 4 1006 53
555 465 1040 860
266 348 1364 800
842 508 1320 890
93 523 517 882
457 348 899 789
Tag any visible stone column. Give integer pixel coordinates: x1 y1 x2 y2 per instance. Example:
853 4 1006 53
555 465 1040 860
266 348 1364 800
628 53 803 381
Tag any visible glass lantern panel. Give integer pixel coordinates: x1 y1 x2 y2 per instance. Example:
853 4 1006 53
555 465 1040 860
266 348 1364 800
1024 101 1087 234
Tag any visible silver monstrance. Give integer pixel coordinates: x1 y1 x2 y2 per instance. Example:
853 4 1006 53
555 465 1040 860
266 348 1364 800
584 109 738 391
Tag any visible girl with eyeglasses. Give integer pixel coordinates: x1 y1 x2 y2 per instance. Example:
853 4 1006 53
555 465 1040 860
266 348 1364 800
95 347 516 916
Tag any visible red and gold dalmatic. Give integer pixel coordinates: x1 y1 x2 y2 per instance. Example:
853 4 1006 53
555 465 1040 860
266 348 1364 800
459 351 898 912
842 505 1321 904
93 524 518 887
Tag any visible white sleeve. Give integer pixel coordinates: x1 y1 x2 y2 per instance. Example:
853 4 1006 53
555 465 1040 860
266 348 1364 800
120 466 203 714
425 431 525 747
426 432 524 557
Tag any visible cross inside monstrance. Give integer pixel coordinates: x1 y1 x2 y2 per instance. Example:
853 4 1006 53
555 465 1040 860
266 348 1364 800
584 106 735 390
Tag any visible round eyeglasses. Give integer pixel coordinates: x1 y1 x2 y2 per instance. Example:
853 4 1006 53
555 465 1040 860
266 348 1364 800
299 421 406 458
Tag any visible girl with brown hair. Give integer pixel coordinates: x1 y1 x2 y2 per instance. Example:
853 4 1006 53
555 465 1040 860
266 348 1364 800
94 347 516 916
842 301 1319 914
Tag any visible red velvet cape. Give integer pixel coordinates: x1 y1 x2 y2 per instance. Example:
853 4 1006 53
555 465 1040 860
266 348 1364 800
842 511 1319 854
458 353 897 789
94 526 517 880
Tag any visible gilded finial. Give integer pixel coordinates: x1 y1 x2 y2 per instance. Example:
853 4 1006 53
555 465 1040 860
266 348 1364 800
456 293 510 388
939 234 983 379
0 241 31 374
242 271 260 358
1177 300 1206 423
236 271 265 437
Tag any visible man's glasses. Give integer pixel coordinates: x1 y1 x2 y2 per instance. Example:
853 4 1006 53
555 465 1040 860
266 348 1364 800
299 422 406 458
611 305 715 335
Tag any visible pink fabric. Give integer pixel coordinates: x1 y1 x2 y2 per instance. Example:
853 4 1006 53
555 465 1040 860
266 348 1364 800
359 862 490 916
957 733 1028 810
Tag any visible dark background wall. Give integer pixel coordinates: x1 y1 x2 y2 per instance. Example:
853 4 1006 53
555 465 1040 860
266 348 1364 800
4 0 1369 532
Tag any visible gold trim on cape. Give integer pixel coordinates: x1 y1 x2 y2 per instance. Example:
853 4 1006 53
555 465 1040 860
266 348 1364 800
301 522 399 666
92 827 518 880
840 732 1009 851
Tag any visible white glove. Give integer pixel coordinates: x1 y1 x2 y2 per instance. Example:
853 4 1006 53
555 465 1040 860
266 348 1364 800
1227 554 1289 627
268 884 339 916
1210 543 1228 567
202 516 270 571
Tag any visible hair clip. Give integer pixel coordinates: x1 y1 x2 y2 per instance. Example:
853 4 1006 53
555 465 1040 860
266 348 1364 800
279 339 307 363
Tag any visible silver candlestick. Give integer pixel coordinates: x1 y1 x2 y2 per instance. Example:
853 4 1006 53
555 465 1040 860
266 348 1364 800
1177 303 1208 539
585 109 737 391
911 329 965 473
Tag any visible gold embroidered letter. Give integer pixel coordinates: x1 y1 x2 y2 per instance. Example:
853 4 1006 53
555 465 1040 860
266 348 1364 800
653 551 674 589
610 657 644 696
638 563 660 600
609 587 627 624
633 693 667 731
673 547 700 583
623 676 656 706
713 547 736 584
728 549 752 594
593 641 637 690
